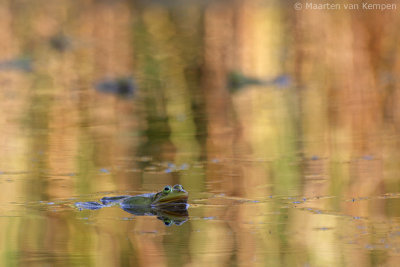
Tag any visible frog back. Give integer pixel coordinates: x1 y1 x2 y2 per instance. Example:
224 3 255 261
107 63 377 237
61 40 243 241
121 193 155 206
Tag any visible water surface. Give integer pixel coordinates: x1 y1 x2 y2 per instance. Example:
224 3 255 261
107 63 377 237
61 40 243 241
0 0 400 266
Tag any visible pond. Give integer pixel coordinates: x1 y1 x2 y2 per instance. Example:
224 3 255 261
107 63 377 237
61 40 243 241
0 0 400 266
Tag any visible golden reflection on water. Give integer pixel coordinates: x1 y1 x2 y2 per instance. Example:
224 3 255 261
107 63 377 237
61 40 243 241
0 0 400 266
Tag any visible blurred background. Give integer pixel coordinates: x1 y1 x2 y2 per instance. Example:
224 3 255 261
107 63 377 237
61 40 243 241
1 0 400 266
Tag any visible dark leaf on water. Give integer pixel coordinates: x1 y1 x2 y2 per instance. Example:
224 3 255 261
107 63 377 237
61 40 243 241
95 77 136 98
50 34 73 52
227 71 291 91
0 58 33 72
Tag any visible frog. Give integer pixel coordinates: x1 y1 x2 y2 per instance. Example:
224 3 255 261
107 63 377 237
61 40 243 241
75 184 188 226
75 184 188 210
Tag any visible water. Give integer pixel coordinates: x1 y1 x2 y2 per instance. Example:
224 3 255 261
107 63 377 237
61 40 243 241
0 0 400 266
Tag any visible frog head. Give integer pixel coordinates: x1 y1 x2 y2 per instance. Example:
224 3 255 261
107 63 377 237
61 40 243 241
152 184 188 205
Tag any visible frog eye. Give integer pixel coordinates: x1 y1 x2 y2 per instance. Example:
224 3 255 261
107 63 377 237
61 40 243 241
163 218 173 226
173 184 183 191
163 185 172 194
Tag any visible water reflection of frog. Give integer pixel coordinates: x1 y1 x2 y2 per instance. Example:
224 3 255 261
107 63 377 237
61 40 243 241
75 185 189 226
123 206 188 226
